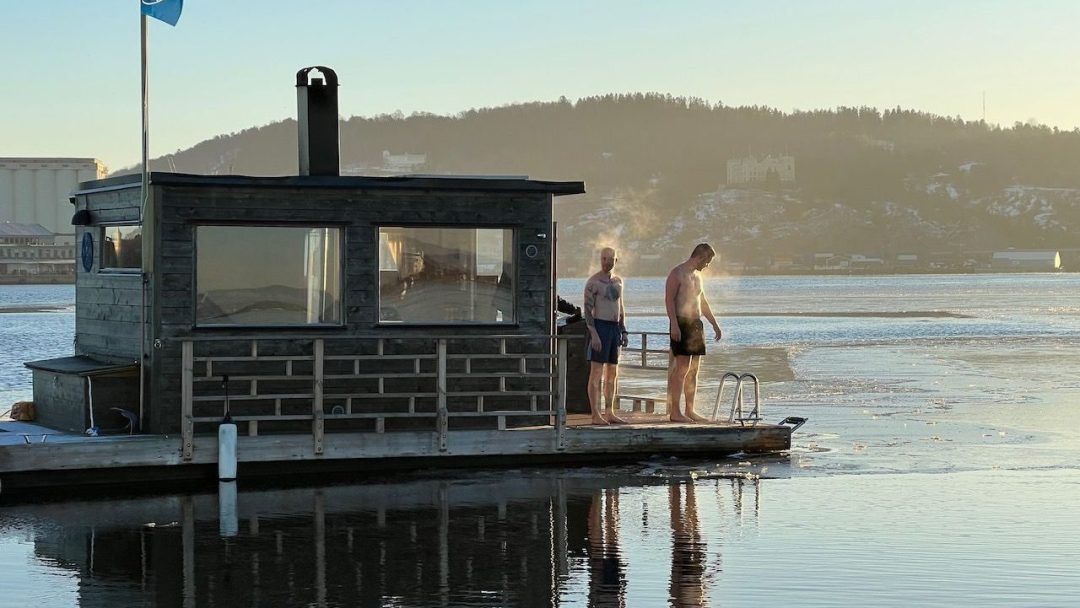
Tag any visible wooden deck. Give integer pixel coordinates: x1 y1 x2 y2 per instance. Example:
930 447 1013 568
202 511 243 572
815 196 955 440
1 332 798 495
0 416 789 494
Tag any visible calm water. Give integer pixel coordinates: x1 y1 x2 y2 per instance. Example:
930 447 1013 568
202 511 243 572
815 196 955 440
2 275 1079 607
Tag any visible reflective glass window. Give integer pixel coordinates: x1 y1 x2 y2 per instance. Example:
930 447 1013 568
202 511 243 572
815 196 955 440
196 226 343 326
379 227 514 324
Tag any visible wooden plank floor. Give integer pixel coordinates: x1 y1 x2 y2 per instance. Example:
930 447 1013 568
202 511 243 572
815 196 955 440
565 412 749 428
0 417 790 492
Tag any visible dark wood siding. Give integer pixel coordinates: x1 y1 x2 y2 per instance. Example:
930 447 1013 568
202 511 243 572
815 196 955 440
75 186 143 364
144 185 554 433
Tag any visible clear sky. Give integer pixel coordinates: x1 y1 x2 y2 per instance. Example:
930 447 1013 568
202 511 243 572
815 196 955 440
3 0 1079 172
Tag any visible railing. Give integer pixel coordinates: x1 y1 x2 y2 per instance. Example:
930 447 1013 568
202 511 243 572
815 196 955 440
180 334 573 461
618 332 764 425
611 331 671 412
620 331 671 370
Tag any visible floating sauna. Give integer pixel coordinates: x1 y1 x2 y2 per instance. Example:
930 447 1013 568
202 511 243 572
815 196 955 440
4 67 795 492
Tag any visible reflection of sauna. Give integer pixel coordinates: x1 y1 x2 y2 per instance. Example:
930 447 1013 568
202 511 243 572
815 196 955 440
12 472 764 606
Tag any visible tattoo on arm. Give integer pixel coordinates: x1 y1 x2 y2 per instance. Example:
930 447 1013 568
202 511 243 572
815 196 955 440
583 285 596 329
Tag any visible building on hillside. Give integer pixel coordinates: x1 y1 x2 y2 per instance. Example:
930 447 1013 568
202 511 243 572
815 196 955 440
382 150 427 174
0 158 108 239
849 254 885 271
769 255 803 272
895 254 919 268
990 250 1061 271
726 155 795 185
813 252 848 271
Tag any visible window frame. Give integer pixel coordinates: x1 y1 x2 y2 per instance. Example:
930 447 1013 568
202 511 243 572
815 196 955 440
99 223 143 274
192 222 347 329
376 224 518 327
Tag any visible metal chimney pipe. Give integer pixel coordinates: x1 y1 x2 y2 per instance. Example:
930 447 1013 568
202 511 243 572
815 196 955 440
296 66 340 176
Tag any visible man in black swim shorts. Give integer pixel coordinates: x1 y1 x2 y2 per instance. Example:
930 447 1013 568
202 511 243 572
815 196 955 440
665 243 723 422
671 316 707 357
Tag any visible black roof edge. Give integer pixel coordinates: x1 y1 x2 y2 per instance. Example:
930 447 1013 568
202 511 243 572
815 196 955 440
72 172 585 196
25 355 139 377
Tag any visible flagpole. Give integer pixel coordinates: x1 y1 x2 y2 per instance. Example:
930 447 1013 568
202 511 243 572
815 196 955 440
139 10 150 432
141 14 150 190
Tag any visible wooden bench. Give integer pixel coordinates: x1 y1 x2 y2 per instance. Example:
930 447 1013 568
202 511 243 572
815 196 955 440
615 394 665 413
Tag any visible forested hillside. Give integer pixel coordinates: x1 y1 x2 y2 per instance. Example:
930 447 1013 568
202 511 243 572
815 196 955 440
124 94 1080 275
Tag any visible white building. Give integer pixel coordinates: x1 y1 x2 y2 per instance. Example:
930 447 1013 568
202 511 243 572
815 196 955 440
0 223 75 278
813 252 848 270
991 250 1061 271
382 150 427 174
726 155 795 185
0 158 107 237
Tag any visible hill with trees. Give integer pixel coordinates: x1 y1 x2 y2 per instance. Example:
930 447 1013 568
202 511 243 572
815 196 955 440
125 94 1080 275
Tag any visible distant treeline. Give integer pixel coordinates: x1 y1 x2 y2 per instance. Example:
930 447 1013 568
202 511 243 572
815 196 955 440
126 93 1080 199
120 95 1080 273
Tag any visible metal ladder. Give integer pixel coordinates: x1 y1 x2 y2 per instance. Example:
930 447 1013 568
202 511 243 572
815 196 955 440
709 373 808 431
709 372 763 425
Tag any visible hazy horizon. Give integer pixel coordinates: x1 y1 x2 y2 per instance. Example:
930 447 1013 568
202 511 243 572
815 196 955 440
4 0 1080 171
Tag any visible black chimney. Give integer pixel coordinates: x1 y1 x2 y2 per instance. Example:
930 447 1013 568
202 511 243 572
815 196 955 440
296 66 339 176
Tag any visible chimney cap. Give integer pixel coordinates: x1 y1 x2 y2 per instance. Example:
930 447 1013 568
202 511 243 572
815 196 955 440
296 66 338 87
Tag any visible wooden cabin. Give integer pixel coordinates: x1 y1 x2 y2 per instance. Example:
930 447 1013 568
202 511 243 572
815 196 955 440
31 170 581 436
26 66 582 441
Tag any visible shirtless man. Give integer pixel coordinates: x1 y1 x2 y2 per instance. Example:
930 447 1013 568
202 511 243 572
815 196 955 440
665 243 722 422
583 247 628 425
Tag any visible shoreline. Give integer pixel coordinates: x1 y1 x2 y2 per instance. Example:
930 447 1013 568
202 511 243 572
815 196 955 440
0 269 1075 288
0 306 70 314
0 278 74 286
616 310 972 319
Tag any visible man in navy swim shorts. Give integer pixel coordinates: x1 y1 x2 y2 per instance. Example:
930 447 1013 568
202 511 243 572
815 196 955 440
584 247 628 424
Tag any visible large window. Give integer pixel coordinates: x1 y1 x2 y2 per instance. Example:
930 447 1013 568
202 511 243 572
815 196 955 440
101 225 142 270
196 226 343 326
379 227 514 324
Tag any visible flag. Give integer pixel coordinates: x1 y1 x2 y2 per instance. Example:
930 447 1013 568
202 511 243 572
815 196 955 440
141 0 183 26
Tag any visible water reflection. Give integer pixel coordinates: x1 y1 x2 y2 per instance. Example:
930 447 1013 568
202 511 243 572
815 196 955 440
669 482 707 607
2 469 766 607
586 489 626 607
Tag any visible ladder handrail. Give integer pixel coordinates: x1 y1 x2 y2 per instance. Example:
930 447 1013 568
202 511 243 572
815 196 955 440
710 372 762 425
709 372 742 421
733 373 761 424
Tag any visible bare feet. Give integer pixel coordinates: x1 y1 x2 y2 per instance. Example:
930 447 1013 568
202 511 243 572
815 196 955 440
688 410 710 423
669 413 693 423
606 411 629 424
591 415 609 425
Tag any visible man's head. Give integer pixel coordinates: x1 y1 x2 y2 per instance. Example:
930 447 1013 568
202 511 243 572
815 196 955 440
599 247 617 273
689 243 715 271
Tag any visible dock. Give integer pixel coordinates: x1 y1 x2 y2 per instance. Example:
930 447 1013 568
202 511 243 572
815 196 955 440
2 330 798 494
0 413 790 494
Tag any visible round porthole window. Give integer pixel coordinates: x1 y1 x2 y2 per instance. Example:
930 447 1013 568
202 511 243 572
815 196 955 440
525 244 539 259
81 232 94 272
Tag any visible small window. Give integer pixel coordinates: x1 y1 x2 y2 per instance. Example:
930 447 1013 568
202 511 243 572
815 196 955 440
196 225 343 326
101 225 142 271
379 227 514 324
